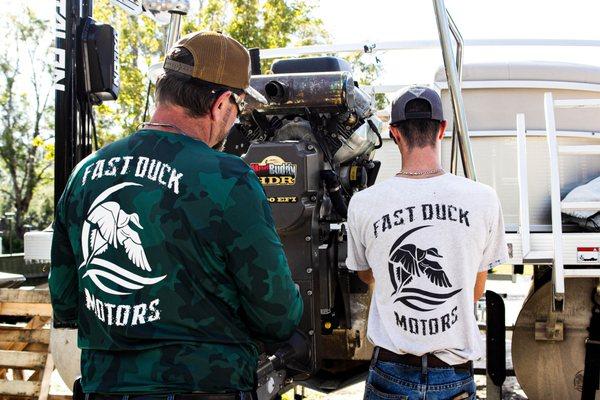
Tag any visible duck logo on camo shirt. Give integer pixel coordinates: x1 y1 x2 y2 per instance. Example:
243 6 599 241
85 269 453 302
80 182 166 326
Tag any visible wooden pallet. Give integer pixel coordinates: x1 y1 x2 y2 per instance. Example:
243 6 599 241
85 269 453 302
0 288 67 400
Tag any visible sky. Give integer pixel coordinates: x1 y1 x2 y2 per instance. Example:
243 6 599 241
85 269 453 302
3 0 600 87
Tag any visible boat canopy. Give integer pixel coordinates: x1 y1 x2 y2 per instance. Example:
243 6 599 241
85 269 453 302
435 61 600 131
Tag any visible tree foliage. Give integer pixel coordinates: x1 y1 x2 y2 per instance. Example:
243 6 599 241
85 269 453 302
184 0 327 48
0 7 54 248
93 0 166 145
345 52 389 110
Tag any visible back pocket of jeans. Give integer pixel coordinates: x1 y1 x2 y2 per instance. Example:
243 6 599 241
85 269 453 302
449 392 476 400
365 383 410 400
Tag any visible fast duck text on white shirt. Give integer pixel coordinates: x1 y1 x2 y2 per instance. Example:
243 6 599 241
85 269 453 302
373 203 470 238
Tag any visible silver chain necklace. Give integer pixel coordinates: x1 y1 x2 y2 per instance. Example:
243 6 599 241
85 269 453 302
396 168 445 176
140 122 202 142
141 122 184 133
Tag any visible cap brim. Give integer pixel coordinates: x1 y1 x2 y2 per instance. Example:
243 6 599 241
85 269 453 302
244 85 268 105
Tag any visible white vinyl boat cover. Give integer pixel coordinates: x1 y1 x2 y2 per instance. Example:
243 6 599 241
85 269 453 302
562 176 600 231
434 61 600 84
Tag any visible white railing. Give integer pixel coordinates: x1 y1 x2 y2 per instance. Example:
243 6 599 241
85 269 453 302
543 93 567 308
259 39 600 59
516 114 531 257
514 93 600 310
515 114 554 265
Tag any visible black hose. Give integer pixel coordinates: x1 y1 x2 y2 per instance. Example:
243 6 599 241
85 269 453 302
142 79 152 123
89 104 98 151
368 119 383 149
321 170 348 219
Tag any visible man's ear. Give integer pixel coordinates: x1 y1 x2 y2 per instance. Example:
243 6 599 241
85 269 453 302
389 125 400 144
210 91 231 121
438 120 447 140
388 130 397 144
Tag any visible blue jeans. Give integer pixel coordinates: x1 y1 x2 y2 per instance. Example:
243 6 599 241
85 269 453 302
364 360 476 400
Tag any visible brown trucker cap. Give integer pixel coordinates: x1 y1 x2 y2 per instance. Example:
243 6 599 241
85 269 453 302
390 86 444 125
163 31 267 104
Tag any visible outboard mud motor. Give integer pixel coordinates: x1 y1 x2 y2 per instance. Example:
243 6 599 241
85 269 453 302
224 56 384 394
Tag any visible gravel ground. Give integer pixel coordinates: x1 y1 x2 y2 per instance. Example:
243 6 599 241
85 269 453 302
52 375 528 399
277 376 528 399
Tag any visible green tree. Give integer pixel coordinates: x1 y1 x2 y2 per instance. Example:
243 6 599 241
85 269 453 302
184 0 327 49
93 0 166 145
0 7 54 249
345 52 389 111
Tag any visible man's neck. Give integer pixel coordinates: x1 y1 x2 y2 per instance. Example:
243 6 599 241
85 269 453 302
147 104 211 145
399 147 444 179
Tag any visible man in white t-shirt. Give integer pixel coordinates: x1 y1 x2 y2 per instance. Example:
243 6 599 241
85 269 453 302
346 86 508 400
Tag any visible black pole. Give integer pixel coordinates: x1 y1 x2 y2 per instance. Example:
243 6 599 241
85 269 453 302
82 0 93 17
8 217 13 255
581 290 600 400
54 0 93 207
54 0 77 206
249 48 261 75
485 290 506 400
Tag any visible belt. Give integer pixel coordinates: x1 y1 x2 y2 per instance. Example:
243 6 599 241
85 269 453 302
86 393 253 400
373 346 473 373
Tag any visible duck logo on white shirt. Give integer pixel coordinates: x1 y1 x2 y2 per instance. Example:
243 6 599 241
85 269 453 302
388 225 461 312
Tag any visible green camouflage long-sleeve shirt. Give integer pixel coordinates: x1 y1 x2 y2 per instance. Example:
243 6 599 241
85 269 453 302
49 129 303 394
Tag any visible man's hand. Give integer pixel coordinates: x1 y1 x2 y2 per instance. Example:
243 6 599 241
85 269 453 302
474 271 487 302
357 269 374 285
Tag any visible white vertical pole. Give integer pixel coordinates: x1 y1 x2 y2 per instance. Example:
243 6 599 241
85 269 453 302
516 114 530 257
432 0 477 180
166 13 183 53
543 92 565 306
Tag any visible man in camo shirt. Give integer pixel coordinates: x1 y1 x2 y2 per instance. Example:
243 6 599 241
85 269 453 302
49 31 302 399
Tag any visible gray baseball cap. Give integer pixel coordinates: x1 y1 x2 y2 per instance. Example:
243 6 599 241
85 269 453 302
390 86 444 124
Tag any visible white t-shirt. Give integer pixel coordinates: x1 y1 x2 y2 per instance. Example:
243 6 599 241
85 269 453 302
345 173 508 364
